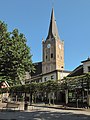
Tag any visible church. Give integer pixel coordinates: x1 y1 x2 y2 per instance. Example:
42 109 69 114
26 8 70 84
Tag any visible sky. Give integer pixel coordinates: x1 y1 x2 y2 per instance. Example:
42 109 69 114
0 0 90 71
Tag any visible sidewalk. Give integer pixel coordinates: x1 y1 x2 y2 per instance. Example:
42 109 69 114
29 103 87 111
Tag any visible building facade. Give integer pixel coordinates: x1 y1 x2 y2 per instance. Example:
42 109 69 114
68 57 90 77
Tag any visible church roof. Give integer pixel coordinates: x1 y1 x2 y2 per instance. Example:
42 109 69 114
31 62 42 77
81 57 90 63
67 65 83 77
46 8 60 40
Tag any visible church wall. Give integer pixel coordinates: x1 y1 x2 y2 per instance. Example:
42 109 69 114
57 71 70 80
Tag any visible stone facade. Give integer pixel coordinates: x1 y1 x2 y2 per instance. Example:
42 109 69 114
42 8 64 75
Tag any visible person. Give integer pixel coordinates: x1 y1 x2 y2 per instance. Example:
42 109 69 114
24 97 28 110
24 100 28 110
44 97 47 105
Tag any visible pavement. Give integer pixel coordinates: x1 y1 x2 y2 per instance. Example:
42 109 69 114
29 102 90 112
0 102 90 120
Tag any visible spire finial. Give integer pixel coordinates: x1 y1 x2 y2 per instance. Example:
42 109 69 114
46 7 60 40
52 0 55 8
52 0 54 8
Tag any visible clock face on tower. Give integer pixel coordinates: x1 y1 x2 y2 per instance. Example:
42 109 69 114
47 43 51 48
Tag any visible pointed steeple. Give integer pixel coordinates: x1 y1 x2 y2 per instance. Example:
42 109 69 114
46 8 60 40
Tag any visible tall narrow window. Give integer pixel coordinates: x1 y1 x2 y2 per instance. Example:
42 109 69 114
46 55 47 59
51 53 53 58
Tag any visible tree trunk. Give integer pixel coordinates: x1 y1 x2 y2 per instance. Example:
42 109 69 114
52 92 55 105
65 89 68 105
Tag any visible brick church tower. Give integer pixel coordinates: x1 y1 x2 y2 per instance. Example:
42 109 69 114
42 8 64 74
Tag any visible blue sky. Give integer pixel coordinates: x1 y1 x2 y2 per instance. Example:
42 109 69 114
0 0 90 71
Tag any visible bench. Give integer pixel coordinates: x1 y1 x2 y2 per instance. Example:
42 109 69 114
2 102 20 111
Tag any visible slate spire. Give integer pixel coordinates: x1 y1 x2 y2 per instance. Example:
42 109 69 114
47 8 60 40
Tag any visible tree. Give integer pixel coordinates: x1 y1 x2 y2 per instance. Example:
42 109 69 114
0 21 34 85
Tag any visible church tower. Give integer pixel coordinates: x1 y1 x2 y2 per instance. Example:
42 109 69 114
42 8 64 74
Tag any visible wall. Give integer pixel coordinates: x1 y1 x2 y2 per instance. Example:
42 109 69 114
83 61 90 73
42 72 56 82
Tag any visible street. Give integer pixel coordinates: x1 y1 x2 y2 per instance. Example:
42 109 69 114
0 106 90 120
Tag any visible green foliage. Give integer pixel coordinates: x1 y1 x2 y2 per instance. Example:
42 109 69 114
44 80 59 93
0 80 59 95
9 82 39 94
38 82 46 93
10 84 25 93
0 21 34 85
62 73 90 90
1 73 90 95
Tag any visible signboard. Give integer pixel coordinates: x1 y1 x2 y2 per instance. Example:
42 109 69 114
69 92 72 98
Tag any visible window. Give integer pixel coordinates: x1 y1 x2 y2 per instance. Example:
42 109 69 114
51 75 54 79
88 66 90 72
51 53 53 58
46 55 47 59
44 77 47 82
